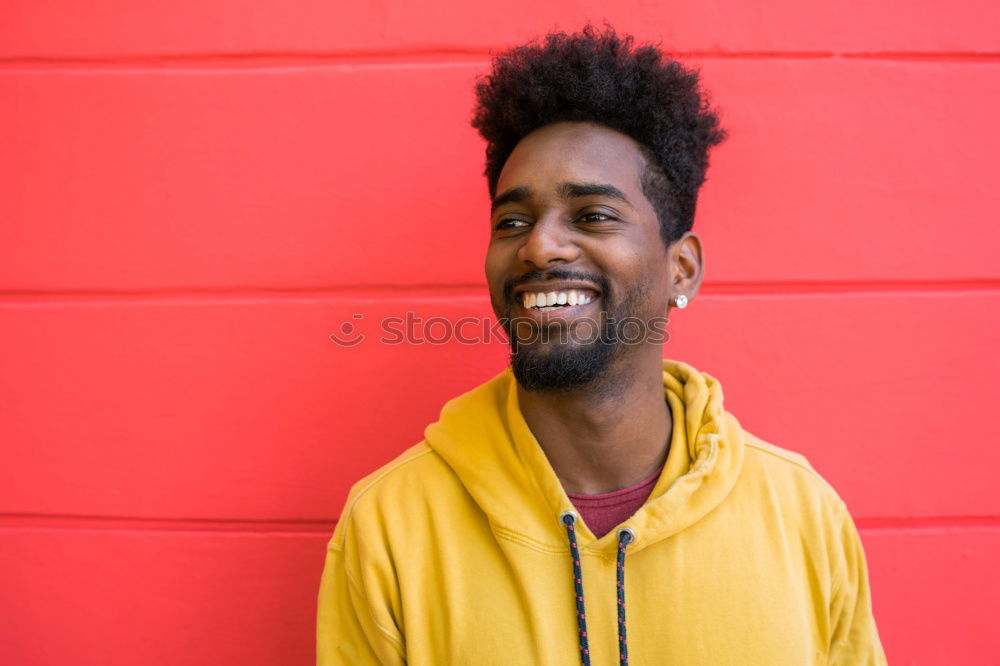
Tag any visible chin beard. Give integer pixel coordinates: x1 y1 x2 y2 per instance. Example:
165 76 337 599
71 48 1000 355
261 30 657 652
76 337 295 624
510 331 619 392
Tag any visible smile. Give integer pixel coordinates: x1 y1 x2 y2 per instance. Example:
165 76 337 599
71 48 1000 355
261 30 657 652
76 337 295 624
521 289 596 311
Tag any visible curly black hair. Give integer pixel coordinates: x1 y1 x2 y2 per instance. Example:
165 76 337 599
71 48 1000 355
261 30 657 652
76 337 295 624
471 25 727 246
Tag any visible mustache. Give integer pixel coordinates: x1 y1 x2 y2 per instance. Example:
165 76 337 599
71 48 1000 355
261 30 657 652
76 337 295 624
501 269 611 307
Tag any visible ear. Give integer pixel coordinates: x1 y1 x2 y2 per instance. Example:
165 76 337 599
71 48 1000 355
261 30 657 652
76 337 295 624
667 231 704 309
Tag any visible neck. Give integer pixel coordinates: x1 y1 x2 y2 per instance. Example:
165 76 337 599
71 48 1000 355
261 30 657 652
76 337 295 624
517 351 672 495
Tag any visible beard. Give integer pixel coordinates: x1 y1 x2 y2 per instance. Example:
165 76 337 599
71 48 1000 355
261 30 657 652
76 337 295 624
510 329 617 392
497 269 641 393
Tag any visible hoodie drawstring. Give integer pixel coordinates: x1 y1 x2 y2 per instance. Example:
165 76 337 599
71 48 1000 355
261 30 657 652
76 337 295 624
616 527 634 665
561 512 634 666
562 512 592 666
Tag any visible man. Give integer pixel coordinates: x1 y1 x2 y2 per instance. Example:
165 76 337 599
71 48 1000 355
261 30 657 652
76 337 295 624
318 26 885 665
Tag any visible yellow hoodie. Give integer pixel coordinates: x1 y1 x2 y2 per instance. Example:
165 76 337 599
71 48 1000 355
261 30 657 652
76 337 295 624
317 360 886 665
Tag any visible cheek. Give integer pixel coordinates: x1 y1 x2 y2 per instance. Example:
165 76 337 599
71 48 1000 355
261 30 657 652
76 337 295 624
634 252 673 311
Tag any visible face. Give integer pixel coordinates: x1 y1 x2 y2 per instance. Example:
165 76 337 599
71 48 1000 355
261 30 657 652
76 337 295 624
485 122 693 392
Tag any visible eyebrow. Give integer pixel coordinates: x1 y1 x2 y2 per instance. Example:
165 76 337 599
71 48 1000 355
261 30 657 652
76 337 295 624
491 182 631 211
491 186 532 212
559 182 631 205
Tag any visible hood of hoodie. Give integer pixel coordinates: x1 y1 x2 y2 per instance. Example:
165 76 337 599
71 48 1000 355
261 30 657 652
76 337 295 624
424 358 746 557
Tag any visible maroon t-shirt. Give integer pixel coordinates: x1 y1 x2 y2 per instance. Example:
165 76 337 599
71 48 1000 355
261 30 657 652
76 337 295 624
567 466 664 539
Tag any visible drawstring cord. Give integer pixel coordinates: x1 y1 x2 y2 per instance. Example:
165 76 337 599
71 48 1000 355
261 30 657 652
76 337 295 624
562 512 592 666
616 528 634 666
561 511 635 666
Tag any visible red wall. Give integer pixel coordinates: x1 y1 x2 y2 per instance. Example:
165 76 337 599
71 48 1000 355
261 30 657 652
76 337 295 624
2 2 999 664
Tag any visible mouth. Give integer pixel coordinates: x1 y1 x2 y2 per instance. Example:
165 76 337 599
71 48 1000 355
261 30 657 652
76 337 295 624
519 288 598 312
510 283 603 325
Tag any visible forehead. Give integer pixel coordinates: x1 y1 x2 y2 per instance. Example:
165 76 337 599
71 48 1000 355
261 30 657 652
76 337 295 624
496 122 649 198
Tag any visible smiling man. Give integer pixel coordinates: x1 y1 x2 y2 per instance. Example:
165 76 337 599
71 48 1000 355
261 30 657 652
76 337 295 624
318 27 885 665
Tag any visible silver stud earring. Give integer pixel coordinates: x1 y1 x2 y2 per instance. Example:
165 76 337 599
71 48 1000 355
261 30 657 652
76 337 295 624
672 294 688 309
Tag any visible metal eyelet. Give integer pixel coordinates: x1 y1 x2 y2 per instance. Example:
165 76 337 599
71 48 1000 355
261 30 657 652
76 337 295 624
617 527 636 545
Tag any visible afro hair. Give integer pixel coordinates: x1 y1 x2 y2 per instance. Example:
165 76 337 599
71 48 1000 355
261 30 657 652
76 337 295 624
471 25 727 246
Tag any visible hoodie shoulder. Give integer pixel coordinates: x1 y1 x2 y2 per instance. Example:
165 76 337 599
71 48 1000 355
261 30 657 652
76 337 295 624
330 441 458 548
344 441 439 503
743 431 816 474
740 429 846 510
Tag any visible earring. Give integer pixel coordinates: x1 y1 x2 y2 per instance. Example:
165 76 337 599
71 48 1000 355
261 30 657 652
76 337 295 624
672 294 688 309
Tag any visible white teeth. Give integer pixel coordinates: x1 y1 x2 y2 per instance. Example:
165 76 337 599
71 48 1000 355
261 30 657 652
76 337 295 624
524 288 597 309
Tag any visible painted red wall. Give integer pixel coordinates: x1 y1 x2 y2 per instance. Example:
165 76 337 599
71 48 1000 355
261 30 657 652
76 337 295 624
2 2 998 664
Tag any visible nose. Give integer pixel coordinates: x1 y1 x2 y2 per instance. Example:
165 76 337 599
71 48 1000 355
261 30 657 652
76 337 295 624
516 216 580 268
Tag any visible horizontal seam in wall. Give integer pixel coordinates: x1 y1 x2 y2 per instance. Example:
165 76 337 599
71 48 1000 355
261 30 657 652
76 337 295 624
0 280 997 305
2 514 999 534
0 49 999 71
0 514 338 535
856 516 1000 530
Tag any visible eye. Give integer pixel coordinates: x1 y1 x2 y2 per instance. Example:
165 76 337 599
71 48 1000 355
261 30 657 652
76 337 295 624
577 212 617 224
494 218 530 231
